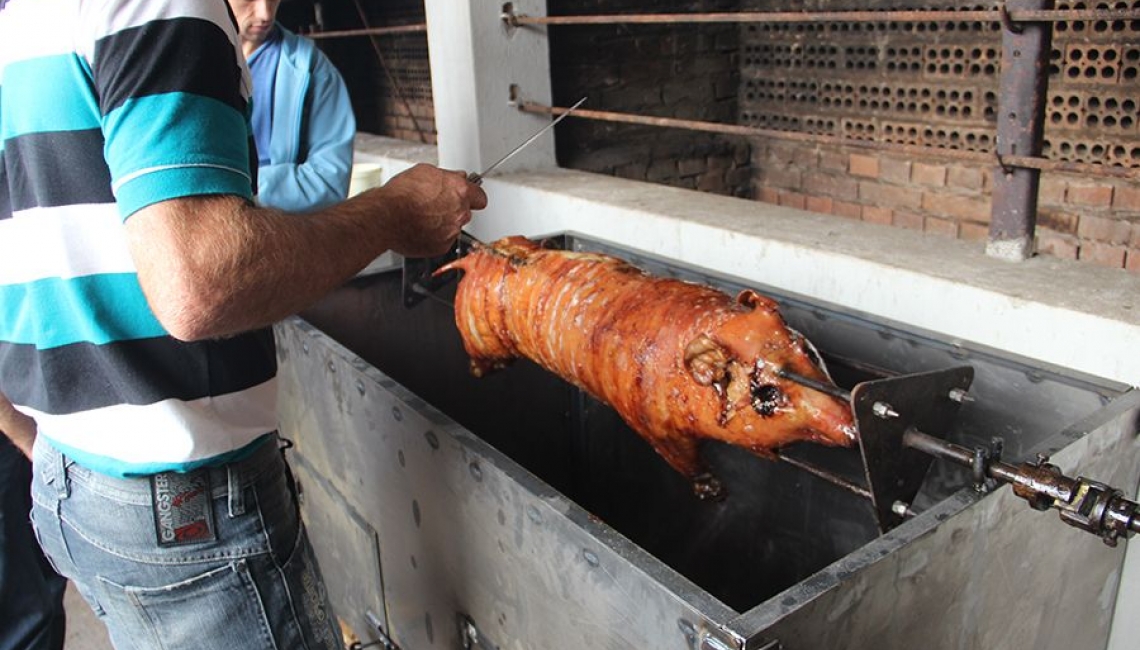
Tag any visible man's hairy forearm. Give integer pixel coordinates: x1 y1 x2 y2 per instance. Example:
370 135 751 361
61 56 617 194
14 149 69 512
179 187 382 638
130 194 390 340
0 391 36 458
127 163 480 342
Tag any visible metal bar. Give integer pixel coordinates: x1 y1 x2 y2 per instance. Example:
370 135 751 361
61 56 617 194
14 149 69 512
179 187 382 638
774 451 873 500
308 24 427 40
517 100 1140 181
987 0 1054 262
902 429 974 467
822 354 895 382
409 283 455 309
511 9 1140 26
1017 9 1140 20
776 368 851 401
521 99 996 157
469 97 589 184
903 430 1073 500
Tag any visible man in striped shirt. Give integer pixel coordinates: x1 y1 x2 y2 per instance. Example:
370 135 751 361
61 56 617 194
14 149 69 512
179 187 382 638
0 0 486 648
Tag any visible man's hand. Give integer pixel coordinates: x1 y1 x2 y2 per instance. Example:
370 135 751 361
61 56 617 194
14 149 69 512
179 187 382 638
0 391 36 458
366 163 488 258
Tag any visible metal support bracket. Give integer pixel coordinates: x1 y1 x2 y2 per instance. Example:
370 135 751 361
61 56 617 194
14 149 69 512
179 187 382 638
400 233 480 308
851 366 975 533
500 2 521 30
401 252 459 308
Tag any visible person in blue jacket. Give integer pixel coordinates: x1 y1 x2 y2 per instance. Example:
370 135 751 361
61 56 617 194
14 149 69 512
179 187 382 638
231 0 355 212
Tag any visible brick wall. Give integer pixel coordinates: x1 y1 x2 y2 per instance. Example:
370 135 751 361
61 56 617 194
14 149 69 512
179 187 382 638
550 0 753 197
760 143 1140 270
1039 175 1140 271
740 0 1140 272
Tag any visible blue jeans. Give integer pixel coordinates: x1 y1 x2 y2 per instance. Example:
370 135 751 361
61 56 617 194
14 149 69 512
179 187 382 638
0 437 66 650
29 435 341 650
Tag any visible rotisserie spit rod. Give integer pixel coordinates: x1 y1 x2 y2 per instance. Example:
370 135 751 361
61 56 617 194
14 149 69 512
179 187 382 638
780 369 1140 546
904 429 1140 547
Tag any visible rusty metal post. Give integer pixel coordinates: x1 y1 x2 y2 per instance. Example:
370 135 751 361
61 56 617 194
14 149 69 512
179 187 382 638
987 0 1055 261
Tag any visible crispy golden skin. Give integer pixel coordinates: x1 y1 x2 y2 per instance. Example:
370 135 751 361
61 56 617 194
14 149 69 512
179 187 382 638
438 236 857 498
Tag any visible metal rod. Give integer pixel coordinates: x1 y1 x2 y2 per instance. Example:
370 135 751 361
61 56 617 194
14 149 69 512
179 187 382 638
776 368 851 401
511 9 1140 26
307 24 427 40
902 429 973 466
904 429 1072 501
819 353 894 382
517 100 1140 181
469 97 589 184
775 451 873 500
903 430 1024 492
409 283 455 309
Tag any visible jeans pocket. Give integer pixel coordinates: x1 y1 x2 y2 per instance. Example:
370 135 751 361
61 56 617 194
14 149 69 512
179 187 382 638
96 560 276 650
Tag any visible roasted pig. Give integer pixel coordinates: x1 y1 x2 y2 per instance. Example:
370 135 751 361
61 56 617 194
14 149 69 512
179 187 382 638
437 236 857 498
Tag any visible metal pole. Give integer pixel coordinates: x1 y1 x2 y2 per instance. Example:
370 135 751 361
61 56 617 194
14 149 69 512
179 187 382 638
518 100 1140 181
987 0 1055 261
307 24 427 40
509 9 1140 26
775 451 873 500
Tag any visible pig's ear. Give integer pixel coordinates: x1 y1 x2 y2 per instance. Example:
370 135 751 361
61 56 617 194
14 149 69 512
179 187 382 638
736 289 780 314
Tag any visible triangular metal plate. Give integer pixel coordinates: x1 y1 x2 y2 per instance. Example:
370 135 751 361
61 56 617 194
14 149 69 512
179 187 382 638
852 365 975 533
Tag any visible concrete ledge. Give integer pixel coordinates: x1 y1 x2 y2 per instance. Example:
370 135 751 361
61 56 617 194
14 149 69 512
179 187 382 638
355 134 1140 386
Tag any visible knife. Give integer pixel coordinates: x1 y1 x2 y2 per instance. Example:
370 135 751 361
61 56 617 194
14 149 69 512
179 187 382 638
466 96 588 185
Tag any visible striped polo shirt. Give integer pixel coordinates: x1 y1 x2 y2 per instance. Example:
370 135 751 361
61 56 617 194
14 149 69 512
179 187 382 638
0 0 278 477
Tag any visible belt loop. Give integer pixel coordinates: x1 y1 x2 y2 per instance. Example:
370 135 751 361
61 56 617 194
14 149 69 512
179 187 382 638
54 447 70 500
227 464 246 518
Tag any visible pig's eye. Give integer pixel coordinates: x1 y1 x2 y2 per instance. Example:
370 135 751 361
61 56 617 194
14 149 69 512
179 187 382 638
750 381 784 417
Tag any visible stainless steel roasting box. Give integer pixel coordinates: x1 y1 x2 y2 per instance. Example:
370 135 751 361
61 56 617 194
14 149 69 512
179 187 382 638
275 232 1139 650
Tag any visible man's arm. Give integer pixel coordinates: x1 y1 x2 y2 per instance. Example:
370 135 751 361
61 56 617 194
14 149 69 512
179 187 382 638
0 391 37 458
127 163 486 342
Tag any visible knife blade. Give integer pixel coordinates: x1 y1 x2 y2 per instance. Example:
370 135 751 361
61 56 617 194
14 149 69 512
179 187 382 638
466 96 588 185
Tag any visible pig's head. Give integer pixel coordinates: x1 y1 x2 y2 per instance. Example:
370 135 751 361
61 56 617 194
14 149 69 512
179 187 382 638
683 290 858 454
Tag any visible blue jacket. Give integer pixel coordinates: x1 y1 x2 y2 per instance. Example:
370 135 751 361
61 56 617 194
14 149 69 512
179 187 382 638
257 26 355 212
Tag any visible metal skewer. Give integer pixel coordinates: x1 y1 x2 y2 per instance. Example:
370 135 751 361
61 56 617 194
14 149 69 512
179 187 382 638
466 96 588 185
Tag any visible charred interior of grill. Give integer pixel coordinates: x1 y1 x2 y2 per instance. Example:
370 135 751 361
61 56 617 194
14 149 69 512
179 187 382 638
298 233 1136 613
